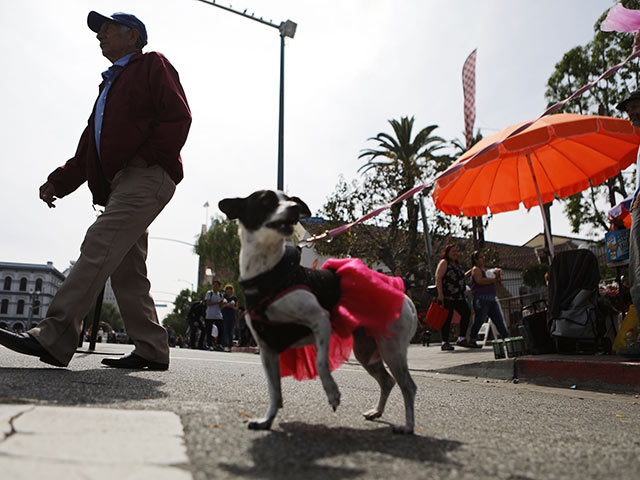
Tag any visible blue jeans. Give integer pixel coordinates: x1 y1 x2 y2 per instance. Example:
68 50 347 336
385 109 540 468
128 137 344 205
221 314 236 349
470 295 510 340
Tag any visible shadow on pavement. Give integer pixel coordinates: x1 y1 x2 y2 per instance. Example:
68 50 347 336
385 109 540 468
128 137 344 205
0 367 168 405
219 422 462 480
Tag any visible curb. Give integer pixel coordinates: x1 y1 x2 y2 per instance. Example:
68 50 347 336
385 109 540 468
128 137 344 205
231 346 259 353
430 359 515 381
514 355 640 394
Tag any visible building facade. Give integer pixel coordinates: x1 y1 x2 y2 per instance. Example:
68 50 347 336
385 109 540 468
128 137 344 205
0 261 66 331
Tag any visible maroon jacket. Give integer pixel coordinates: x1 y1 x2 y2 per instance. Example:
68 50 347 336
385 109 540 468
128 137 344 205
48 51 192 206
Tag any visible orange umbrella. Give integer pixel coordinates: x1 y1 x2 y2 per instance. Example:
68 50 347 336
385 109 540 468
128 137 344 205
432 114 639 255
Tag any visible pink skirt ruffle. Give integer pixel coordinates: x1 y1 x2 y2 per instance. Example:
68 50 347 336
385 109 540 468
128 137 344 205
279 258 406 380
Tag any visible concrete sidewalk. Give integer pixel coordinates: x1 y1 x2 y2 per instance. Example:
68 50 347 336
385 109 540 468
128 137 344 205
0 404 191 480
403 342 640 394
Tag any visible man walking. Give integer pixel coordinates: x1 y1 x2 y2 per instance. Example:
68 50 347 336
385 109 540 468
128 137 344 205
618 90 640 357
0 11 191 370
613 32 640 358
202 281 224 350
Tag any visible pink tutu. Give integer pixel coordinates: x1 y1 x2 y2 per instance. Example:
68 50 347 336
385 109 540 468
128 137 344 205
279 258 406 380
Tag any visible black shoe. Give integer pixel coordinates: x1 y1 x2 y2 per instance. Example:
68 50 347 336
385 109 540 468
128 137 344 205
101 353 168 370
456 339 482 349
441 342 455 351
0 328 65 367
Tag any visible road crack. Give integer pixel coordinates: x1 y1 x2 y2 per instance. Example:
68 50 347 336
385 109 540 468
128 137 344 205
1 406 35 443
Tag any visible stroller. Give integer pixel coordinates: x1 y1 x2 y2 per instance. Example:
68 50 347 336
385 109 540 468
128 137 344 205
548 249 611 354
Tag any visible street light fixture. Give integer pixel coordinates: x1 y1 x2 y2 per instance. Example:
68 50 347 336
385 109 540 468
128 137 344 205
195 0 297 190
178 279 195 292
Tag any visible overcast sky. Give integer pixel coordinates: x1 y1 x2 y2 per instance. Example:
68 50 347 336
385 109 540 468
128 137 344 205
0 0 625 317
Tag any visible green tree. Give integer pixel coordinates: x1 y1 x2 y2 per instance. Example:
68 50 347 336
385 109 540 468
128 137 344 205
195 216 240 279
162 288 194 335
318 117 470 277
545 0 639 235
522 263 550 288
358 116 450 272
86 301 123 332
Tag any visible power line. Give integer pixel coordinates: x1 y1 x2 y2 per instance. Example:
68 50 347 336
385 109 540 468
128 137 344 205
149 237 195 247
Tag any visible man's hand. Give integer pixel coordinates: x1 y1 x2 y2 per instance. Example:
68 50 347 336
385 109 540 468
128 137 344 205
633 31 640 55
39 182 57 208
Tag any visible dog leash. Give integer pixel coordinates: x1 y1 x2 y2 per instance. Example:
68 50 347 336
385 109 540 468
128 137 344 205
300 48 640 248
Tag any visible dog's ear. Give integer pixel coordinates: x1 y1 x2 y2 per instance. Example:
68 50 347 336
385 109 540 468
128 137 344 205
289 196 311 219
218 198 244 220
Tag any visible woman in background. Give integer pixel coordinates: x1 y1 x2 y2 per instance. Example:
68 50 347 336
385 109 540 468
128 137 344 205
468 250 510 346
435 244 474 351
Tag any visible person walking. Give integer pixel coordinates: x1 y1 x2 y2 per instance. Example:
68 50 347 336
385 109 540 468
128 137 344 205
202 281 223 350
186 300 205 349
220 284 238 352
616 33 640 357
435 244 473 351
0 11 191 370
468 250 510 345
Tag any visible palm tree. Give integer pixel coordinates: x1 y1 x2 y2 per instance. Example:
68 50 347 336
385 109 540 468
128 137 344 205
358 116 448 274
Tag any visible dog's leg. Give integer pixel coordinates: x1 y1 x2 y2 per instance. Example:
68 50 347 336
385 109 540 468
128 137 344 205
378 298 417 434
245 315 282 430
352 328 395 420
311 309 341 411
267 291 341 412
380 346 416 434
249 339 282 430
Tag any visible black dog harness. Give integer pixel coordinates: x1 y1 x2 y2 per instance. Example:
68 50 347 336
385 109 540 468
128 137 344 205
240 247 341 353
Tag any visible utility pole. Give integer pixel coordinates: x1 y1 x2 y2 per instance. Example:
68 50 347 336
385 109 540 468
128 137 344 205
195 0 297 190
418 193 435 284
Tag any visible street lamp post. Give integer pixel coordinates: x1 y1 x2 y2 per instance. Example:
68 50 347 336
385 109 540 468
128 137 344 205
195 0 297 190
28 290 41 330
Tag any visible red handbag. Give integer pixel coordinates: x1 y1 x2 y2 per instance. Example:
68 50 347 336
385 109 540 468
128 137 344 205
424 301 449 331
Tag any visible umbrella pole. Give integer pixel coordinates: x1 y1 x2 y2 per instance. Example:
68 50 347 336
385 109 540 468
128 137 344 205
526 154 555 259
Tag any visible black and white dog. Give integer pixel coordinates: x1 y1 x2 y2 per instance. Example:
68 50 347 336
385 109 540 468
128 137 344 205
219 190 417 434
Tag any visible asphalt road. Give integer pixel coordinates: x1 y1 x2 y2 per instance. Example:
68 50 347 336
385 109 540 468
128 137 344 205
0 344 639 480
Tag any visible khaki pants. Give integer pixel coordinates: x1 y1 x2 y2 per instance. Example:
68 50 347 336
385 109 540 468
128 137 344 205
30 165 175 366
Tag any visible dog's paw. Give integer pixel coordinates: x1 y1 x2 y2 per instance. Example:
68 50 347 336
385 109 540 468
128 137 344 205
248 418 273 430
391 424 414 435
328 389 341 412
363 409 383 421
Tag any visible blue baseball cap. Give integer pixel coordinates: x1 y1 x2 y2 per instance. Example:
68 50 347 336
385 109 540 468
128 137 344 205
87 11 148 47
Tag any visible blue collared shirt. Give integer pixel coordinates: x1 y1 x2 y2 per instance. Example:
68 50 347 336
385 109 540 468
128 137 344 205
94 52 136 157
